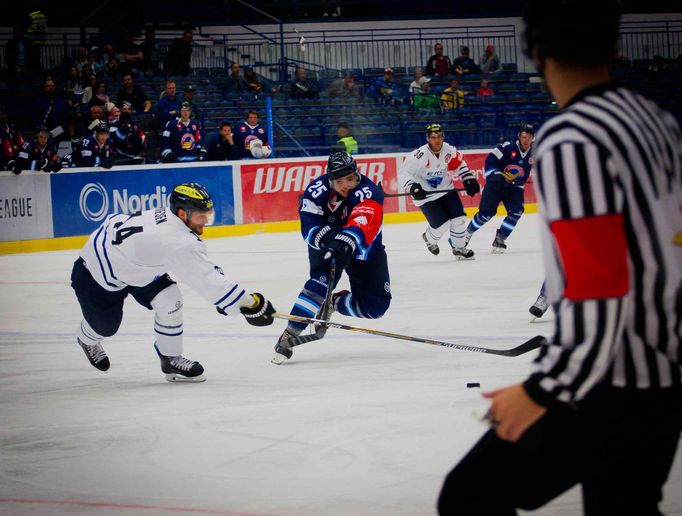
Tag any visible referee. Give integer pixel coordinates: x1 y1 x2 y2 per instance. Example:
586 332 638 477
438 1 682 514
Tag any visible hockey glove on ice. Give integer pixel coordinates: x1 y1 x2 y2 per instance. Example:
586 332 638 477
409 182 427 200
240 293 275 326
463 178 480 196
322 232 357 269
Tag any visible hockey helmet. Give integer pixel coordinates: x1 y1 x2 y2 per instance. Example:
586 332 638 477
518 123 535 136
170 182 214 216
522 0 621 66
94 122 110 134
35 124 50 135
426 123 443 136
327 151 359 181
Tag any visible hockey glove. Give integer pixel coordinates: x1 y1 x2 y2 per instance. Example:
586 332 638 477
322 232 357 269
100 159 113 169
409 182 427 201
240 293 276 326
13 163 22 175
198 149 207 161
463 178 480 196
45 161 62 173
161 152 176 163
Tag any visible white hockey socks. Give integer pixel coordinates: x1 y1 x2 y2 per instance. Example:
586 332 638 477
151 284 184 357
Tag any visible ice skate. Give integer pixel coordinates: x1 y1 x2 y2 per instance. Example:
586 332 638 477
78 338 110 372
422 232 440 255
452 246 475 260
271 327 299 365
492 230 507 254
529 294 549 320
155 345 205 382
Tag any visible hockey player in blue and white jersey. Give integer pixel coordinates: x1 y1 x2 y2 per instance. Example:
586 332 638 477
160 102 207 163
234 110 271 159
13 125 61 174
465 123 535 252
70 122 116 169
71 182 276 382
398 123 480 259
272 152 391 364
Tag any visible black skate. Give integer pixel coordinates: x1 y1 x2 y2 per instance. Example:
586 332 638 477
271 327 299 365
78 338 110 372
155 345 205 382
452 246 475 260
422 232 440 255
492 231 507 254
529 294 549 320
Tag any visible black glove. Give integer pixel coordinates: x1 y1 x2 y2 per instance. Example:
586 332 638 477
198 150 207 161
161 152 176 163
463 178 480 196
13 163 23 175
322 232 357 269
100 158 113 169
240 293 276 326
44 161 62 173
409 182 427 200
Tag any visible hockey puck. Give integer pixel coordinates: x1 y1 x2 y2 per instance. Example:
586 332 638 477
466 382 481 388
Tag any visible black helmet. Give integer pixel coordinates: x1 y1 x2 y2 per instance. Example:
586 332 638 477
35 124 50 135
426 123 443 136
94 122 109 133
327 151 359 181
519 122 535 136
522 0 621 67
169 182 213 216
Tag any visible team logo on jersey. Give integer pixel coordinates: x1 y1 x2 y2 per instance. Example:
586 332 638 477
79 182 110 222
528 157 535 165
426 176 444 188
444 153 452 163
180 133 196 150
384 282 391 293
354 215 368 226
511 151 517 158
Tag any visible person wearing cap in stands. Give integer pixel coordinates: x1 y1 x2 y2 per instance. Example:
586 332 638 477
480 44 501 73
71 122 115 168
373 67 401 105
160 102 206 163
14 125 60 174
181 84 202 119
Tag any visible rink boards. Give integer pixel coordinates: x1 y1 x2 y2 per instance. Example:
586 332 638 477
0 150 538 253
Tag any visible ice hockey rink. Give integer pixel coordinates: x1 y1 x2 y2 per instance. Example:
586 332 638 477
1 215 681 516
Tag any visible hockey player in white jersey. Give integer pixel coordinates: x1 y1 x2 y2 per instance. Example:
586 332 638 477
398 123 480 259
70 182 276 382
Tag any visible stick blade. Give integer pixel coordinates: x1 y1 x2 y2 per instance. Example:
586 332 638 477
502 335 547 356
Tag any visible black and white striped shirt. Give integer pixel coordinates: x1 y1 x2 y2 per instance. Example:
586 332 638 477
524 83 682 406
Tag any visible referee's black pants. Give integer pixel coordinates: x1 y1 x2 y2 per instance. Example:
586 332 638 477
438 384 682 516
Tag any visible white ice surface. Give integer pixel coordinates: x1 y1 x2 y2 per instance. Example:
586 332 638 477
1 215 680 516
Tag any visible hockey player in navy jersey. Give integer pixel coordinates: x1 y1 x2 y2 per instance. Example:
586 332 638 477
465 123 535 252
13 126 61 174
71 182 276 382
160 102 206 163
70 123 115 169
272 152 391 365
398 123 480 259
234 110 271 159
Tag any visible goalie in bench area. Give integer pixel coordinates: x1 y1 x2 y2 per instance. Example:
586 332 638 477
272 152 392 364
71 182 276 382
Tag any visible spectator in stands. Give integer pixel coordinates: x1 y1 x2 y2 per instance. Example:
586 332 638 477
413 80 441 113
409 67 430 96
80 74 98 107
13 125 61 174
160 102 207 163
235 110 271 159
88 81 111 111
71 122 115 168
73 46 89 75
141 28 161 76
89 46 105 77
5 25 30 90
226 63 249 94
648 54 670 79
157 79 182 127
243 65 265 94
207 121 241 161
83 105 106 135
119 31 145 76
102 44 120 77
181 84 202 119
476 78 494 97
63 65 85 108
325 72 360 97
24 0 47 77
479 44 501 73
290 67 319 99
0 106 25 171
373 67 401 105
330 121 358 155
321 0 341 17
116 72 152 113
110 111 147 162
452 46 479 75
33 78 69 140
164 29 193 76
425 42 452 78
441 78 465 112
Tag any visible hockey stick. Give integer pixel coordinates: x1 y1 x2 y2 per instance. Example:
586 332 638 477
377 181 463 198
272 313 546 357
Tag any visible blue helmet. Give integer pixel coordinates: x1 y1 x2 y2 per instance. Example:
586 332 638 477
327 151 359 181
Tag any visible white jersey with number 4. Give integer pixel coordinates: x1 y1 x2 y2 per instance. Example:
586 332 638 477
398 142 474 207
79 207 248 315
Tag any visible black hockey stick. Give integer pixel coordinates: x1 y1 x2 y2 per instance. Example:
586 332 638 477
377 181 463 198
272 313 546 357
284 263 338 349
